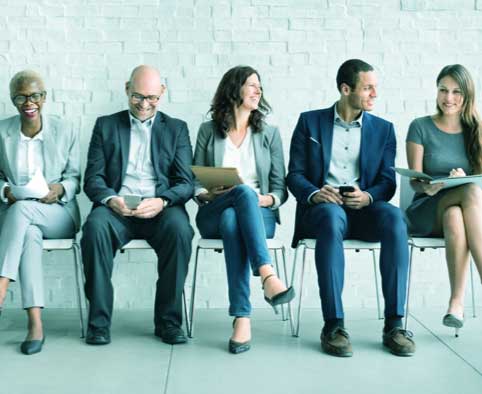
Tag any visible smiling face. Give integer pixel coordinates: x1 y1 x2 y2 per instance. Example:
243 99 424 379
12 79 46 122
239 73 262 112
345 71 378 112
126 66 165 121
436 75 464 117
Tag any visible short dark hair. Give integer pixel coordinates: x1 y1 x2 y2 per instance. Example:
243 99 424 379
336 59 374 92
209 65 271 138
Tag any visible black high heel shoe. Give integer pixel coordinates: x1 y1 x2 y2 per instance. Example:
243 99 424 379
443 313 464 338
228 318 251 354
20 336 45 355
262 274 295 314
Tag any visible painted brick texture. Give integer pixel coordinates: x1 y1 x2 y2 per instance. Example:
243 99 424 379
1 0 480 311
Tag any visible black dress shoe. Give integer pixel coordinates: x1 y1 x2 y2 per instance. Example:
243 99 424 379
155 321 187 344
86 327 111 345
20 337 45 355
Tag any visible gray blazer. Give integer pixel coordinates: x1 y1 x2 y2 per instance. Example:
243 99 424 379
193 120 287 223
0 115 81 231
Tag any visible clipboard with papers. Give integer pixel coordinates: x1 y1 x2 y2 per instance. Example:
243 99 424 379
191 166 243 190
393 167 482 190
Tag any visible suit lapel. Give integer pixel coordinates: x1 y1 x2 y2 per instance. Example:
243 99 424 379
118 111 131 180
4 117 21 183
359 113 372 189
252 130 265 188
320 106 335 177
41 115 56 182
150 112 164 172
213 132 225 167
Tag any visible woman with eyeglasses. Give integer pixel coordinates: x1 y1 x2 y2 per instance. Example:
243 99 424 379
0 70 81 354
405 64 482 336
193 65 294 354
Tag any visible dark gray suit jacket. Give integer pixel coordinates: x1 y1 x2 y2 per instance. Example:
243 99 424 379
84 110 194 207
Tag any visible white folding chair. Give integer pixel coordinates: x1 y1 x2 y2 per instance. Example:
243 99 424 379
188 237 292 338
119 240 190 333
42 238 86 338
290 238 382 337
400 177 477 330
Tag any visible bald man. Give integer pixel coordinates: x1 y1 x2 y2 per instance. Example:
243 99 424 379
81 65 194 345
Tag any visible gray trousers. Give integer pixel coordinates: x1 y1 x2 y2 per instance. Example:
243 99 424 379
0 201 75 308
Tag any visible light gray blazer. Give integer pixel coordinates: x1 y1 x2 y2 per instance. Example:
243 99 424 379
0 114 81 231
193 120 287 223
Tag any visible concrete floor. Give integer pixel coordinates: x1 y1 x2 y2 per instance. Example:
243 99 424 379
1 307 481 394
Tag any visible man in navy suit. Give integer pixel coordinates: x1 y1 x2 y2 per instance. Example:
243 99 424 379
81 65 194 346
287 59 415 357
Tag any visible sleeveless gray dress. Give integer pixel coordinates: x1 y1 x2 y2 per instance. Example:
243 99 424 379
405 116 470 236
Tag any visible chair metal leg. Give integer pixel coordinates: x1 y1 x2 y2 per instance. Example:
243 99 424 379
273 248 285 321
182 290 189 332
281 246 293 324
469 259 477 318
371 249 382 320
404 245 414 330
72 242 86 339
290 243 300 336
188 245 201 338
292 243 307 337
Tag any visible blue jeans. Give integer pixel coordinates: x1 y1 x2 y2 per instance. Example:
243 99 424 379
196 185 276 317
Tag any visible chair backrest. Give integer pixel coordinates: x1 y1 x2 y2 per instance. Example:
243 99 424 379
399 176 415 213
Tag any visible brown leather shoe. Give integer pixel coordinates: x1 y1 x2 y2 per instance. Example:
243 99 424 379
383 327 415 356
320 327 353 357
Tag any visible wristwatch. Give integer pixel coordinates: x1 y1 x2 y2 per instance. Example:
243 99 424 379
161 198 170 208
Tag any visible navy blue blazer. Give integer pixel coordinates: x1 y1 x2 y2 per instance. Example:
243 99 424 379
84 110 194 207
286 104 397 247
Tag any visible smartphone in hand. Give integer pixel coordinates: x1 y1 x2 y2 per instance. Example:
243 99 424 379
124 194 142 209
339 186 355 196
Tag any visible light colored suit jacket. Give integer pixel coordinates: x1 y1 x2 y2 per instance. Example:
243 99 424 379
193 120 287 223
0 114 81 231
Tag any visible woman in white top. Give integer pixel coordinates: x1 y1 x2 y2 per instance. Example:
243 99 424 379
0 70 81 354
193 65 293 354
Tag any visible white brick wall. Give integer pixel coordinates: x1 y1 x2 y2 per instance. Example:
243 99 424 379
1 0 480 312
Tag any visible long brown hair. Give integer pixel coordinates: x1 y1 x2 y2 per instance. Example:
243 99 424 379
209 65 271 138
436 64 482 173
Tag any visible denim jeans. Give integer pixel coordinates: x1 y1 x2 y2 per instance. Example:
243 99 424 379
196 185 276 317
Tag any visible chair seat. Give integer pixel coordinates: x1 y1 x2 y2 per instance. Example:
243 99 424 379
121 240 151 250
42 239 74 250
409 237 445 248
197 238 284 250
301 238 381 250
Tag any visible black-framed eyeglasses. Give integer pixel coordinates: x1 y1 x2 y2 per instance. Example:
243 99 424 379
12 91 46 106
130 93 160 104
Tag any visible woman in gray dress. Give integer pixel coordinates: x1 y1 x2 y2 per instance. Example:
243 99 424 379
406 64 482 335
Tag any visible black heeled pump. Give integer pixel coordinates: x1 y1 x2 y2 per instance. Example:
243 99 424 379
262 274 295 314
228 318 251 354
443 313 464 338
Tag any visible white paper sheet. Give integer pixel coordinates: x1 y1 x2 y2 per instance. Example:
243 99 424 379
10 169 50 200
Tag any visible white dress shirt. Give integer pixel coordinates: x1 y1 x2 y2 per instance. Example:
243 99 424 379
222 128 261 194
18 130 45 186
1 129 45 203
116 113 157 198
326 104 362 187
